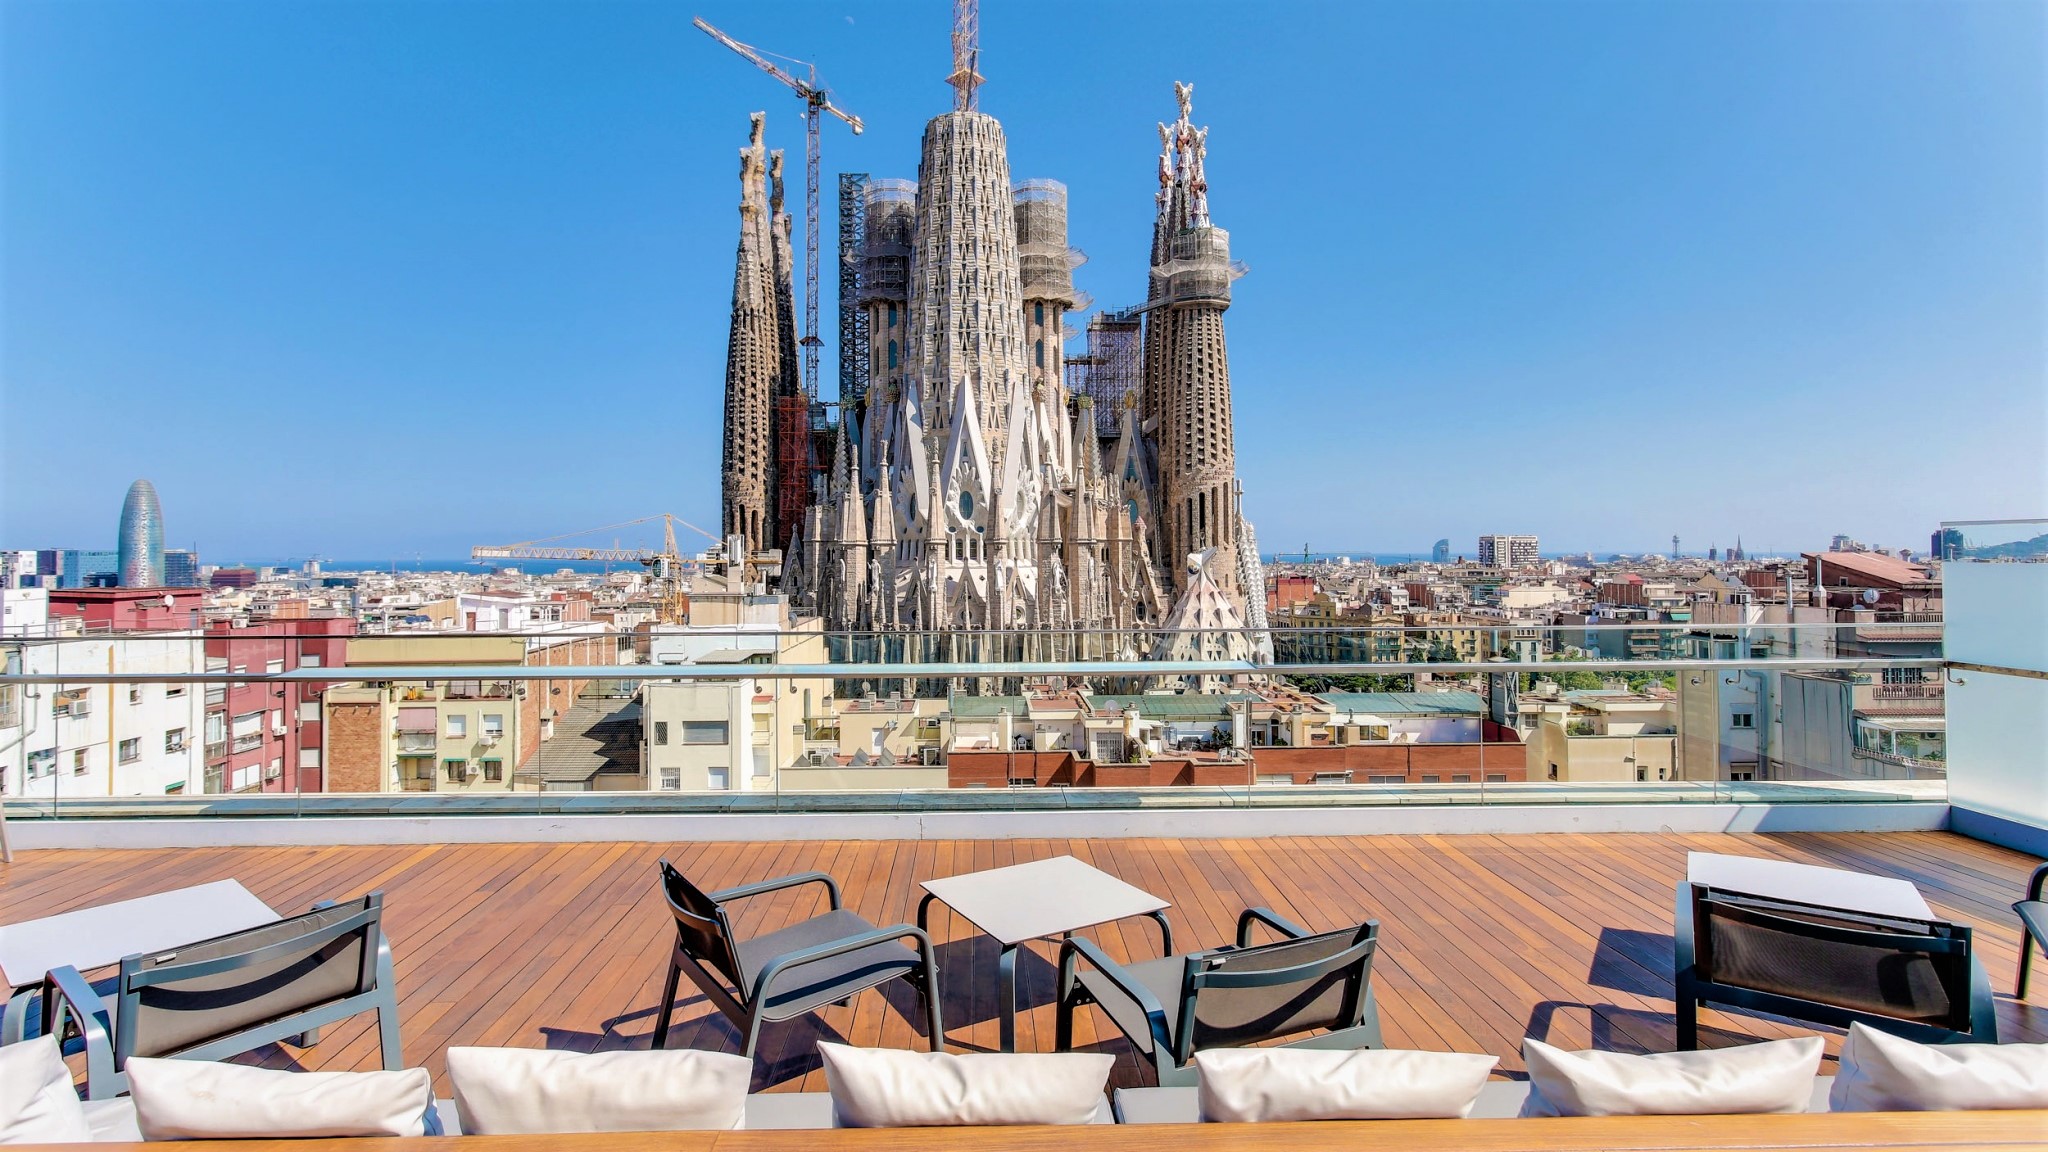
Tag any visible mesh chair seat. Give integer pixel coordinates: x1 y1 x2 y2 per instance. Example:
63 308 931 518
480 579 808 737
1703 901 1960 1025
1058 913 1381 1083
1074 955 1185 1057
733 909 922 1020
132 903 371 1058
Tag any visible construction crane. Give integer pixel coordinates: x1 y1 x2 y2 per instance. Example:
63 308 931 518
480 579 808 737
471 515 717 625
693 16 862 542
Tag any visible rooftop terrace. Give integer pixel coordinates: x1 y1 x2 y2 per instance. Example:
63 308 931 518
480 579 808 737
4 830 2039 1096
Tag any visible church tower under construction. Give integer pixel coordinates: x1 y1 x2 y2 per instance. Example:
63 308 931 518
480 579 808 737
754 31 1264 656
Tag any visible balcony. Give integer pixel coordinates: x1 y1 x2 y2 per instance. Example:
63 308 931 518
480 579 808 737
231 733 262 753
0 827 2037 1103
1872 681 1944 701
444 679 515 700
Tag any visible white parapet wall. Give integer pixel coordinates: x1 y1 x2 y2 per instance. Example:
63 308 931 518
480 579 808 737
1943 558 2048 854
6 802 1949 849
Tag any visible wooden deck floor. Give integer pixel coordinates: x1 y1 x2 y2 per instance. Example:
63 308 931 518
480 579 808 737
2 830 2041 1093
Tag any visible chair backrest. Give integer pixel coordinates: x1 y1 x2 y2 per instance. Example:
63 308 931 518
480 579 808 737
117 892 386 1063
1174 920 1379 1063
1691 886 1974 1032
658 859 745 994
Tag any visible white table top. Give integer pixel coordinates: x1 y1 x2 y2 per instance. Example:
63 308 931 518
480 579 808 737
1687 851 1934 920
0 879 279 990
920 855 1168 946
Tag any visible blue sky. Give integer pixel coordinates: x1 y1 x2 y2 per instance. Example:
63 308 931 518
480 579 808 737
4 0 2042 562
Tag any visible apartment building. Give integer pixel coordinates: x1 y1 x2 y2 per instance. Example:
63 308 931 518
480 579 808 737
202 616 353 794
2 631 205 798
319 631 624 793
640 624 831 792
1521 689 1679 783
1476 534 1539 569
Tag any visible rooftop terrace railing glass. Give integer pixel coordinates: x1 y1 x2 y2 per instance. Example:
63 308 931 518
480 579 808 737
0 641 1949 818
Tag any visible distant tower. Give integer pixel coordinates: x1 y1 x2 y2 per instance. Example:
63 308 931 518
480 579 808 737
1672 534 1681 558
858 179 916 487
1148 83 1247 597
1013 179 1085 408
721 114 782 553
1432 538 1451 564
117 479 165 588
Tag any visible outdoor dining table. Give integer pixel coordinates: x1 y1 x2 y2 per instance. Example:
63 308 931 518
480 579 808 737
1685 850 1935 918
917 854 1172 1052
0 878 278 1045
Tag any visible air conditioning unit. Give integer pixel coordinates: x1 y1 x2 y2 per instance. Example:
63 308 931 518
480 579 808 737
480 734 501 746
264 767 282 781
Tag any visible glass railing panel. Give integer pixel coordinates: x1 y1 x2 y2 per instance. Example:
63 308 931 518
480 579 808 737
0 631 1952 820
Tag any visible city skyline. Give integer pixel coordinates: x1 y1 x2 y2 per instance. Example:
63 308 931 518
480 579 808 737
4 0 2042 557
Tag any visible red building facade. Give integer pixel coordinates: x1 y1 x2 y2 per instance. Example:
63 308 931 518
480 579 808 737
203 617 354 794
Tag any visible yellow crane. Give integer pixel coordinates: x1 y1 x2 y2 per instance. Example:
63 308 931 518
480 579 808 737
692 15 862 407
471 514 717 625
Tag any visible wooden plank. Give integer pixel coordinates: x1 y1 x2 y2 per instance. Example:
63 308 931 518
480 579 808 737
61 1109 2048 1152
3 828 2041 1095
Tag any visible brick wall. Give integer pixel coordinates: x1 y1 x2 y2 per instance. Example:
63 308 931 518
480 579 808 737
326 701 386 793
1247 743 1526 783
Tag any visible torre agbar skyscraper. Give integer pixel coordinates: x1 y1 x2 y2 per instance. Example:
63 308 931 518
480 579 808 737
748 46 1265 653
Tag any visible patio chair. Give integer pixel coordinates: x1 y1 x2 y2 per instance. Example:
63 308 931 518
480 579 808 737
1674 884 1996 1049
40 892 401 1100
652 860 942 1058
1053 907 1381 1086
2014 861 2048 999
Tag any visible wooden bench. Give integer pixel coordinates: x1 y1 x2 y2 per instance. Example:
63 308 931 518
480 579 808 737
49 1110 2048 1152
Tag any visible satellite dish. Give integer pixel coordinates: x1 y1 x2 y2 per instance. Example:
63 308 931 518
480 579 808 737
1862 588 1880 605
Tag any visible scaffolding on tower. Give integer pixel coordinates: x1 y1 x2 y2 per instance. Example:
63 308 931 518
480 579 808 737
838 172 870 413
1065 306 1145 437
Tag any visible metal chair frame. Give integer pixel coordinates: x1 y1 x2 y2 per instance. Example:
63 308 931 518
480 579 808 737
652 861 942 1058
1055 907 1382 1086
1674 883 1996 1049
2013 861 2048 998
40 892 400 1099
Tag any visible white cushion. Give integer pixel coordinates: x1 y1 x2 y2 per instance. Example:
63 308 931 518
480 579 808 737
1830 1023 2048 1111
1194 1047 1499 1122
1519 1036 1824 1117
0 1035 92 1145
81 1100 142 1144
444 1046 750 1134
818 1042 1113 1127
125 1058 433 1140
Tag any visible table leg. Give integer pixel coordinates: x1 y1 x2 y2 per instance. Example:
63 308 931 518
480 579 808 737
1147 909 1175 956
997 942 1018 1053
2 987 32 1046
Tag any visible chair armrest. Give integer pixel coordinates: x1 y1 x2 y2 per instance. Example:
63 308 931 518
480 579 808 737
748 922 932 1008
1236 907 1309 947
1058 936 1174 1056
2028 862 2048 904
41 965 118 1099
713 871 842 910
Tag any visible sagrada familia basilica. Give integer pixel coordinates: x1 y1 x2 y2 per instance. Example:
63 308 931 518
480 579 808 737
720 43 1266 664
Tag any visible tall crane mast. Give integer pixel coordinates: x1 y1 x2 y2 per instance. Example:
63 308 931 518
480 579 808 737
694 17 862 542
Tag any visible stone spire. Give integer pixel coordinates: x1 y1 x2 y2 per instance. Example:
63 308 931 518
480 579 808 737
1149 83 1249 604
721 113 780 553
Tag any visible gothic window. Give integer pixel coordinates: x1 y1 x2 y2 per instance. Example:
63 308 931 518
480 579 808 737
1034 303 1044 326
1034 340 1044 368
888 341 898 369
